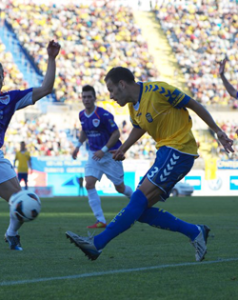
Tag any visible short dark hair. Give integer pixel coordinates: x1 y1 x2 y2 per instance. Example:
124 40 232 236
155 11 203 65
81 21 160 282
82 85 96 98
105 67 135 84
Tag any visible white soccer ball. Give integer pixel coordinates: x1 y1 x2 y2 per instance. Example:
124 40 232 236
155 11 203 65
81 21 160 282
10 190 41 222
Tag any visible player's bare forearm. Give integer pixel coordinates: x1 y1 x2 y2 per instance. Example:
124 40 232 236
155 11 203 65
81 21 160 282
186 99 234 153
121 127 146 153
78 130 87 144
32 58 56 103
220 74 237 99
73 131 87 160
32 41 60 103
186 99 221 133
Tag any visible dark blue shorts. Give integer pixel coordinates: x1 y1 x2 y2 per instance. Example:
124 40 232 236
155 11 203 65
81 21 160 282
18 173 28 183
138 146 195 201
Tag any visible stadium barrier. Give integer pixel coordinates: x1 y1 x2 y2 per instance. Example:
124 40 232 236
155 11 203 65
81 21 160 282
23 157 238 197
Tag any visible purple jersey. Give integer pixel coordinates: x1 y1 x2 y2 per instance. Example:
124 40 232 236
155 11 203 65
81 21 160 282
79 106 121 151
0 88 33 148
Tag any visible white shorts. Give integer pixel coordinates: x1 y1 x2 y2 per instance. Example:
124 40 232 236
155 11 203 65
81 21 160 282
85 151 124 186
0 150 17 184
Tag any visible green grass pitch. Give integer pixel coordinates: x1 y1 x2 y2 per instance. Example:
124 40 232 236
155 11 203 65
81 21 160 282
0 195 238 299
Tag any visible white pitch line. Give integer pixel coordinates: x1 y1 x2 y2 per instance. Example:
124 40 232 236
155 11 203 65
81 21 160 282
1 257 238 287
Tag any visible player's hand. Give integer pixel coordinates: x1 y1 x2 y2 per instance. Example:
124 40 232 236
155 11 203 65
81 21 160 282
218 58 228 75
47 40 61 59
111 149 126 161
93 150 104 161
216 130 234 153
72 148 79 160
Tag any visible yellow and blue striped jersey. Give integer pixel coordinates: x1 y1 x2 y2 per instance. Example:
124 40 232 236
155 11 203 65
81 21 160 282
128 81 198 156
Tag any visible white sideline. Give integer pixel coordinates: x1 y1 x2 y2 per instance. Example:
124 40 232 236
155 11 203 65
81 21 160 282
0 257 238 286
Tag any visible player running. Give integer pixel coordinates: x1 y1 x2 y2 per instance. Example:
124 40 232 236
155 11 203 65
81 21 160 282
72 84 133 228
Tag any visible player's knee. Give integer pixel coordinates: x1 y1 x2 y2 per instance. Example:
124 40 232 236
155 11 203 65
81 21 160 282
115 183 125 194
85 182 96 190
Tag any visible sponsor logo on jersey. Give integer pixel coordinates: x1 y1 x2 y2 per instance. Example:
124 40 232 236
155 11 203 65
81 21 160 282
92 119 100 127
0 95 10 105
146 113 153 123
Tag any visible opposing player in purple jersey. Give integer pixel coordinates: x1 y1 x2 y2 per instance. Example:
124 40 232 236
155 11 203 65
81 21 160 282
0 40 60 250
72 85 133 228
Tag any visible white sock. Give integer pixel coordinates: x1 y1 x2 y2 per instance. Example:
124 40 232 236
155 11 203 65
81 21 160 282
87 188 106 224
7 213 23 236
123 185 133 198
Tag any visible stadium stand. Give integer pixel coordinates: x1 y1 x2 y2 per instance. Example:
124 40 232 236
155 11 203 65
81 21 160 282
0 0 238 162
154 0 238 107
1 0 159 104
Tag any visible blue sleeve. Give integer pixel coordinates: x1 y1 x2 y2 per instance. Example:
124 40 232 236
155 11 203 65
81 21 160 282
13 88 33 110
167 88 191 108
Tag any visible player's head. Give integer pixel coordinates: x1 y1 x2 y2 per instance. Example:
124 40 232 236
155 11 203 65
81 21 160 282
0 63 4 91
20 141 26 150
105 67 135 107
82 85 96 111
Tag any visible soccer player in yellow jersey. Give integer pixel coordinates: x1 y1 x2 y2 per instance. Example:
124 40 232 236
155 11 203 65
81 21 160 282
14 141 32 190
66 67 234 262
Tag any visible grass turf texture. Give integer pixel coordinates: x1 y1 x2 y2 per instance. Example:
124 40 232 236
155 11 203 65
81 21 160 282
0 196 238 299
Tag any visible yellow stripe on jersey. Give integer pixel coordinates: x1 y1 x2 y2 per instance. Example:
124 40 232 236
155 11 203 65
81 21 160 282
15 151 31 173
128 81 198 156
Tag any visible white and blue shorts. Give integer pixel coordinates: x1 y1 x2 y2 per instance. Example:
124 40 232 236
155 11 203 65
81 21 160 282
0 150 17 184
85 151 124 186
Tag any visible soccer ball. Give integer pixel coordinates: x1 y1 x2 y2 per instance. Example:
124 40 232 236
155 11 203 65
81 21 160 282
10 190 41 222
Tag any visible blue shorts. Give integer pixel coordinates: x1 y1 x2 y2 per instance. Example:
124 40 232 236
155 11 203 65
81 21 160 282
18 173 28 183
138 146 195 201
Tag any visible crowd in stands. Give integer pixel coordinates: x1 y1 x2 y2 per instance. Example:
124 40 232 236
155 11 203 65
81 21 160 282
2 0 159 103
1 0 238 161
3 115 76 159
155 0 238 107
0 39 29 92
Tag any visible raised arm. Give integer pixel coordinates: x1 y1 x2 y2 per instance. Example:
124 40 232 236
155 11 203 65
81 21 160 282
219 58 238 99
32 40 61 104
112 127 146 161
186 98 234 153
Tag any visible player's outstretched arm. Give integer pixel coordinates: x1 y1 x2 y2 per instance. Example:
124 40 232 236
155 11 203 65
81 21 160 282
32 40 61 104
219 58 237 99
113 127 146 161
186 99 234 153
